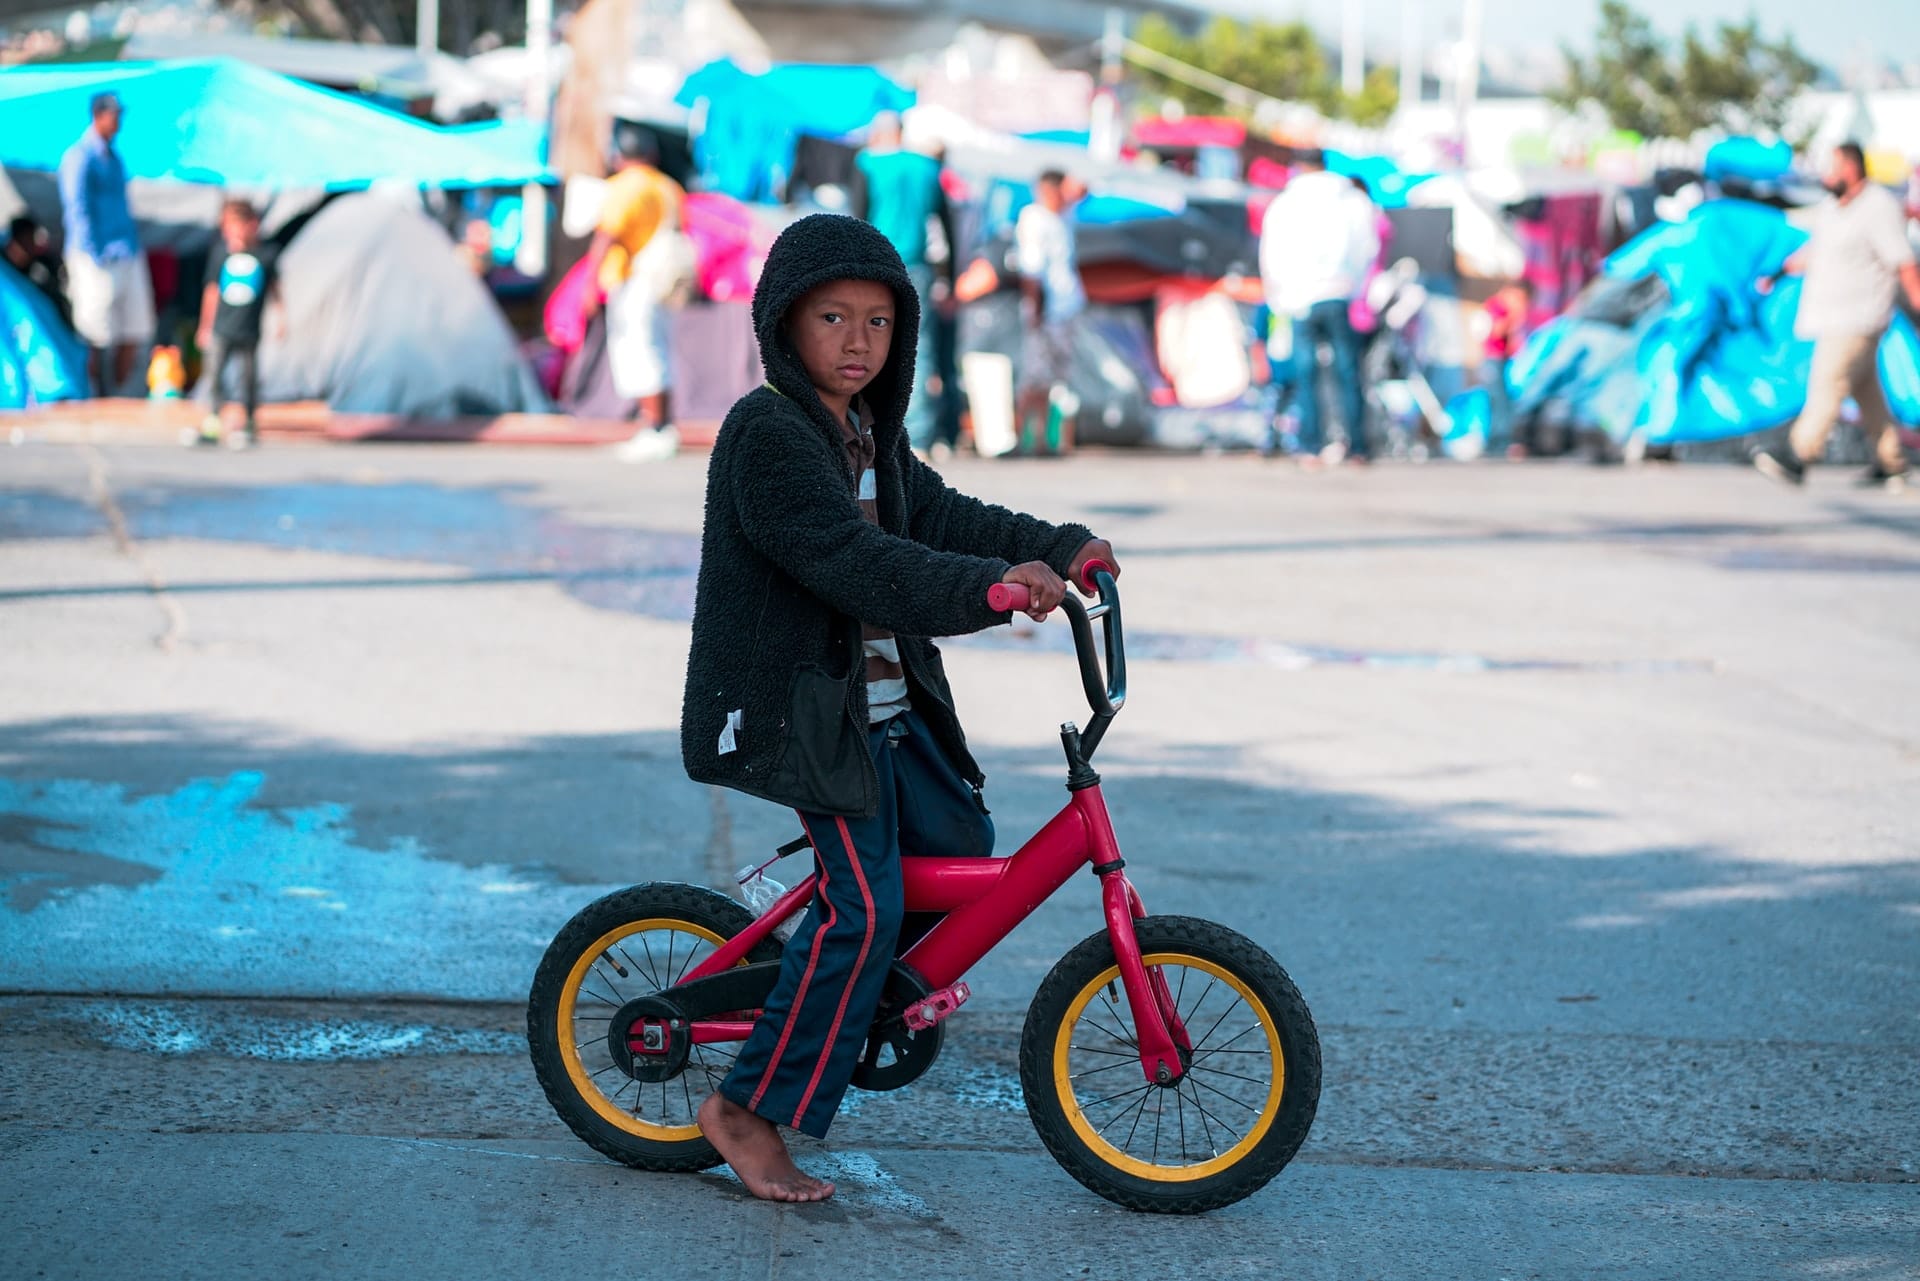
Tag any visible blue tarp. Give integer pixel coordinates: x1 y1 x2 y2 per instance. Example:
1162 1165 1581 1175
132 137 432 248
1508 199 1920 444
675 60 912 202
0 59 550 189
0 258 88 410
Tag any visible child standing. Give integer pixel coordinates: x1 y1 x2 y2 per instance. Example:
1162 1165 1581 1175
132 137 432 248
195 199 278 449
682 214 1116 1201
1480 279 1532 457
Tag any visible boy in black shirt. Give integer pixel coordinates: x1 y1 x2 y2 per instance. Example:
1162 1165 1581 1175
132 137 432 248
195 199 278 449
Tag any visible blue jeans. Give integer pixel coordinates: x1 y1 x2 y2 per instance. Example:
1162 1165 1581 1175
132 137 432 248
721 710 993 1137
1291 299 1367 457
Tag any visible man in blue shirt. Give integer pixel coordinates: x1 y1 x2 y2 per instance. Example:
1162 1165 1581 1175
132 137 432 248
58 92 153 393
850 113 958 457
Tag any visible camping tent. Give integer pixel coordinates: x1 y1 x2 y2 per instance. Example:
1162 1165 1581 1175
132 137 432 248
1506 199 1920 445
0 257 87 410
256 194 549 417
0 59 550 189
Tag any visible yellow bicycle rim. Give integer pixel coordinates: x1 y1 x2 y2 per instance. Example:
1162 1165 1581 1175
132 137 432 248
557 918 727 1141
1052 952 1285 1182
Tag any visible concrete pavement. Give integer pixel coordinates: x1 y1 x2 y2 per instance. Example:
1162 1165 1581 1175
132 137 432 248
2 440 1917 1278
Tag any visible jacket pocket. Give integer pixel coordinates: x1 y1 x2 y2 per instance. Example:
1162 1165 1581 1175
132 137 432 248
769 665 867 813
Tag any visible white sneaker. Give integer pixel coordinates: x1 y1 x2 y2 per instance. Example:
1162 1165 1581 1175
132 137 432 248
615 426 679 463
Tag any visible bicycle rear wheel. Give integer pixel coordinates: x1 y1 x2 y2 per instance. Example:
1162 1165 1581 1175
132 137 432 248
1018 915 1319 1213
526 882 781 1171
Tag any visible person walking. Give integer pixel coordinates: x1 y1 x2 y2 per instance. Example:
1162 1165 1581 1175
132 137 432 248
57 91 154 395
1258 148 1381 467
580 123 688 463
1013 170 1087 456
850 113 958 460
1753 143 1920 491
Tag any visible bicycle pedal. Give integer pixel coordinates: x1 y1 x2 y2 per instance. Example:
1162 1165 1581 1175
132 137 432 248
903 982 970 1032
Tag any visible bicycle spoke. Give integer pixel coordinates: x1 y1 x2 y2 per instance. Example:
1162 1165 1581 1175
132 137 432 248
665 933 676 990
1189 994 1246 1054
1174 965 1189 1011
1182 977 1218 1027
1190 1023 1262 1061
589 971 626 1009
1069 1042 1137 1058
1084 1080 1155 1115
1191 1074 1263 1114
1175 1081 1189 1162
1187 1079 1221 1157
1069 1058 1137 1081
1180 1081 1240 1140
671 940 707 986
636 935 665 989
1152 1089 1163 1162
1117 1088 1153 1149
1080 1014 1138 1050
615 946 654 992
1193 1063 1273 1089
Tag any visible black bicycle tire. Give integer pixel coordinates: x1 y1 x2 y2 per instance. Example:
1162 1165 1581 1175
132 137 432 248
526 881 783 1171
1018 915 1320 1214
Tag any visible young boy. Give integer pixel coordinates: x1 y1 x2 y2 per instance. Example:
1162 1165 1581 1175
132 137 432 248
683 214 1117 1202
195 199 279 449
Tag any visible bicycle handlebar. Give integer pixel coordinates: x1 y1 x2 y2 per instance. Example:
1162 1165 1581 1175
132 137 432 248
986 560 1126 757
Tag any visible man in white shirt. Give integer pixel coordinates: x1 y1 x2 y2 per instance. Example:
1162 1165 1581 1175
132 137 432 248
1259 149 1381 464
1754 143 1920 490
1014 170 1087 454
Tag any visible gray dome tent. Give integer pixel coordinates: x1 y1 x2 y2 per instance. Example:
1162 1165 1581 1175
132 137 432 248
258 193 549 417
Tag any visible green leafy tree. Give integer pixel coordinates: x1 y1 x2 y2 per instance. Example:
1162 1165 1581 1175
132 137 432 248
1132 14 1397 124
1553 0 1819 139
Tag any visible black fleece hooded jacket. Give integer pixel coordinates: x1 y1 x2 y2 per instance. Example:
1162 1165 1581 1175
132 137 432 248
681 213 1094 818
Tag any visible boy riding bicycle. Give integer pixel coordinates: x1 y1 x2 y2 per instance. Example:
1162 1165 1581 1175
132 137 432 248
682 213 1117 1201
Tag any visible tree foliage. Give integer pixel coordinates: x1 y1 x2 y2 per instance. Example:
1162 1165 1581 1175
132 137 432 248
1132 14 1398 126
1552 0 1819 139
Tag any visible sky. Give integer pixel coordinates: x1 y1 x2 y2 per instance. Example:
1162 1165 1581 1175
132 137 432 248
1222 0 1920 71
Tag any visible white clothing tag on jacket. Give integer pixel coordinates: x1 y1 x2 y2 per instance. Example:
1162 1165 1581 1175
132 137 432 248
858 468 877 501
718 708 744 755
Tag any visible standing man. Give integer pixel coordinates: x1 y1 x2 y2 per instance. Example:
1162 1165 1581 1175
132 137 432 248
580 123 687 463
1753 143 1920 491
850 113 958 460
1258 148 1381 467
58 91 154 395
1014 170 1087 456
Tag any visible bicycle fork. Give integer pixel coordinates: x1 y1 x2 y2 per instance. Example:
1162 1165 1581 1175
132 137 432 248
1081 785 1191 1086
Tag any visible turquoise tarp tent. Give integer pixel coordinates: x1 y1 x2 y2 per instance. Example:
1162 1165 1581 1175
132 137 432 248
0 258 88 410
1492 199 1920 447
0 59 549 189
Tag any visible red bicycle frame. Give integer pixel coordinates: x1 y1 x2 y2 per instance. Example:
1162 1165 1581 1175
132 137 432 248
665 564 1191 1086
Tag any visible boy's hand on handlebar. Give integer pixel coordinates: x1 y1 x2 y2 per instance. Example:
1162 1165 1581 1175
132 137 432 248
1068 539 1120 595
1002 561 1067 620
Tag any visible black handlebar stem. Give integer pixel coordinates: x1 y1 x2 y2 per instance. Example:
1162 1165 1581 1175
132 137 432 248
1060 570 1125 761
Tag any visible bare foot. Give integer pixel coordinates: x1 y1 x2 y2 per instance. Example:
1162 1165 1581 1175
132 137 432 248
697 1093 836 1202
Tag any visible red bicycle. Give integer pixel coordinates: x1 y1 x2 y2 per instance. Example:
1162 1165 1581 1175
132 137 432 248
527 564 1320 1213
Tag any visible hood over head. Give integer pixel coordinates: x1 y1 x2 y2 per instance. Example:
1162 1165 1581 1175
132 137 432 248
751 213 920 437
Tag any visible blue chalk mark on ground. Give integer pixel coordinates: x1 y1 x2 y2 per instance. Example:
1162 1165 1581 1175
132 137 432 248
74 1001 521 1060
0 771 622 1000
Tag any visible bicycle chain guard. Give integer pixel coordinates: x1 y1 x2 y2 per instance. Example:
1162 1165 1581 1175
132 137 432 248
851 963 944 1092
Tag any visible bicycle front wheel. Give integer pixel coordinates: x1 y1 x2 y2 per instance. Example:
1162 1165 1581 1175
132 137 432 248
1018 915 1320 1213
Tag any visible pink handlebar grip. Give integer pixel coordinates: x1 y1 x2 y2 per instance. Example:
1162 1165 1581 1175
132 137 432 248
1078 558 1114 593
988 581 1031 613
